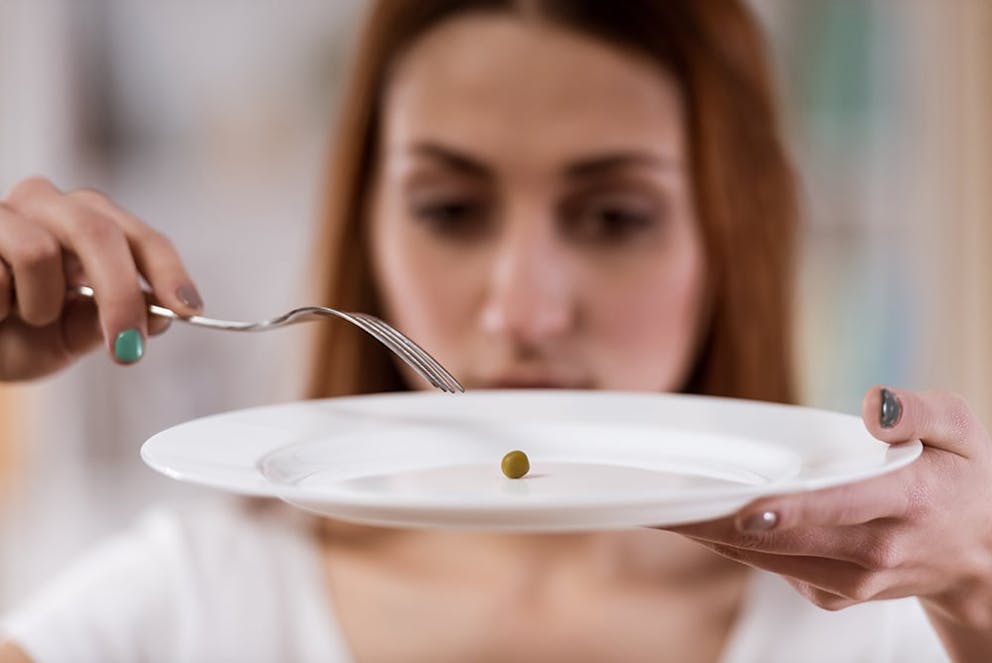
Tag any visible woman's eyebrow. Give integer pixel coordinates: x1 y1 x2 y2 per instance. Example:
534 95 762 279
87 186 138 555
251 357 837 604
403 143 677 179
406 142 492 178
564 152 679 179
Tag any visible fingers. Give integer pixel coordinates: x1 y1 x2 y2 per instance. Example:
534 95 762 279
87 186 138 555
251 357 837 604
0 258 11 321
863 386 987 458
3 177 199 365
701 541 887 599
695 388 985 557
700 538 923 607
666 518 889 566
71 188 203 316
672 514 917 601
148 315 172 337
0 202 65 326
59 297 104 356
713 544 902 606
666 464 915 547
786 578 858 612
6 178 148 362
732 465 916 533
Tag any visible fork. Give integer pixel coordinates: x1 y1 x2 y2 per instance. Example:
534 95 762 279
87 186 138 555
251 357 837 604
69 285 464 393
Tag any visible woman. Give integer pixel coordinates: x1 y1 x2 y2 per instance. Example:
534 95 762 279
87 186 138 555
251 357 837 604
1 1 989 661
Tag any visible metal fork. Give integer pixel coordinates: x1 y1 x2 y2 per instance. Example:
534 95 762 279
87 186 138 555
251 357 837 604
69 285 464 393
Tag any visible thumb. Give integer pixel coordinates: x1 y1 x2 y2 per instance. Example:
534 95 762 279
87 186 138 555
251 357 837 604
862 386 986 458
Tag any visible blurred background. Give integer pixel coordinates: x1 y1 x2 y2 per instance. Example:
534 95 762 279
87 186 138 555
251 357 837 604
1 0 990 610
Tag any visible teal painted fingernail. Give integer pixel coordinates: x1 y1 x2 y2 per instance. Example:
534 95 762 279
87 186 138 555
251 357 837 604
114 328 144 363
880 387 902 428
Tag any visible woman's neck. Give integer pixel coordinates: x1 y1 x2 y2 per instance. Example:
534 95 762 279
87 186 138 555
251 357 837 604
316 519 750 663
317 519 743 589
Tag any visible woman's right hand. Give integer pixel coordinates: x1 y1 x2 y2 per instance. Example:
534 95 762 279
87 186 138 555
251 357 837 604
0 176 203 381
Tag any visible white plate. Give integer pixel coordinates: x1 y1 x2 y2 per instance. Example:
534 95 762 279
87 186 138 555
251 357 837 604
141 390 922 531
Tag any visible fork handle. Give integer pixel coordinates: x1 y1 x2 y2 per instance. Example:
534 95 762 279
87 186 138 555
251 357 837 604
68 285 269 331
69 284 179 320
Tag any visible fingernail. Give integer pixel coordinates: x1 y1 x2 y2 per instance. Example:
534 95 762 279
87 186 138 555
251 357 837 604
880 387 902 428
739 511 778 533
114 328 144 364
176 284 203 310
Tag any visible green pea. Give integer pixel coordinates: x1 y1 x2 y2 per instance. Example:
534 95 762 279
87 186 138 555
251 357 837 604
501 450 530 479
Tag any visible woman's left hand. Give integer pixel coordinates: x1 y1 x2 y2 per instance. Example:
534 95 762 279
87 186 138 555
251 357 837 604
666 386 992 630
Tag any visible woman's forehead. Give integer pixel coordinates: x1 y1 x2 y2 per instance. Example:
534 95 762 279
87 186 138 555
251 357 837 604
380 13 687 168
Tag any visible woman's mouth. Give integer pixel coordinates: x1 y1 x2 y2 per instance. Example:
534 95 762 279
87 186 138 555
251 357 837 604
475 375 592 390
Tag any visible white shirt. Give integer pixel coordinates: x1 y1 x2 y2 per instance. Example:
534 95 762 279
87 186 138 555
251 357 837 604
1 501 949 663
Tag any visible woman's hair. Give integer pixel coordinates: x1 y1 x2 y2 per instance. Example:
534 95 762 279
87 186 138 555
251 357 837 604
305 0 799 404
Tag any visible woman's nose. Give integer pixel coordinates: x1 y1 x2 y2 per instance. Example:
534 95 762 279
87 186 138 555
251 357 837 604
479 226 576 344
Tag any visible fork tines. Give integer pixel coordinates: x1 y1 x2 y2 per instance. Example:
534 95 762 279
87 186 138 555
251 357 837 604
346 313 464 393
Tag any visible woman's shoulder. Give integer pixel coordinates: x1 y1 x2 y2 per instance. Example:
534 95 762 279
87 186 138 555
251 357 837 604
1 498 342 663
136 497 317 572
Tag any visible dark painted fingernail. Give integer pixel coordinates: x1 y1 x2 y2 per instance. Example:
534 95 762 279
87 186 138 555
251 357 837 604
740 510 778 533
880 387 902 428
114 328 144 364
176 284 203 310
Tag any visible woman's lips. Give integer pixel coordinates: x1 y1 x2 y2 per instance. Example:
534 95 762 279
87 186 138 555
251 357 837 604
475 376 592 390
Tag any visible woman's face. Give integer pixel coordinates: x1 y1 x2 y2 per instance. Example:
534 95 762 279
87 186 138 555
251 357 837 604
369 14 709 391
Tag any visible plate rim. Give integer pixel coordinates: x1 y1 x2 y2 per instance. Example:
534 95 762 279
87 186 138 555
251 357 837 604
141 390 924 514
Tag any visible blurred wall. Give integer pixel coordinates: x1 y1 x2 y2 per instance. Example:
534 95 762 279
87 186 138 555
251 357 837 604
754 0 992 421
1 0 990 611
913 0 992 420
0 0 362 607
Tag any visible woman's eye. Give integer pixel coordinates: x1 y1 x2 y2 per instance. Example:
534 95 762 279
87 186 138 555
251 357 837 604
410 198 490 241
564 201 662 246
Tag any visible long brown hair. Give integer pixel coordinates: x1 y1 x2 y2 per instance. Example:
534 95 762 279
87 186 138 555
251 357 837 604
305 0 798 404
